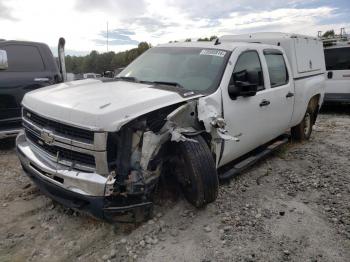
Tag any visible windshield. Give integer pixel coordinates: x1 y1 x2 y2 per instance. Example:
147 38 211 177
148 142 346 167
118 47 231 93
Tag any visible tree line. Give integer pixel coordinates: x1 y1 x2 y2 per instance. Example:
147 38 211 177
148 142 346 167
65 36 218 74
65 42 151 74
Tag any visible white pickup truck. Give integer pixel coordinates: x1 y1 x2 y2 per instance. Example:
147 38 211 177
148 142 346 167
16 33 325 221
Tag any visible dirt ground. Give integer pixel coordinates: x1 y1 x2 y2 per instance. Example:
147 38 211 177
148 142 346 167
0 105 349 262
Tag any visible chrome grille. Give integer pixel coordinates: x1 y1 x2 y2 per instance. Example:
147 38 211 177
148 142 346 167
23 108 94 143
22 107 109 175
25 130 95 167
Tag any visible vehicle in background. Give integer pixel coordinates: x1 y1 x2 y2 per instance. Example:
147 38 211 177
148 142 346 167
114 67 125 76
102 70 115 78
16 32 325 222
74 73 84 80
0 38 66 139
321 29 350 103
66 73 76 81
83 73 101 79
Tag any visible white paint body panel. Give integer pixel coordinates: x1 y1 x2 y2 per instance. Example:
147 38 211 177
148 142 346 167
325 70 350 93
22 79 200 132
290 75 325 127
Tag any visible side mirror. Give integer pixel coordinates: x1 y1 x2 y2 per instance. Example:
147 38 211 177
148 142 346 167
0 50 8 70
327 71 333 79
228 81 258 99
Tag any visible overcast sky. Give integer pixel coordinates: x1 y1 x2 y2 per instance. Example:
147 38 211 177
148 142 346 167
0 0 349 56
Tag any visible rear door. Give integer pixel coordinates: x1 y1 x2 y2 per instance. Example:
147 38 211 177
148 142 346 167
262 49 294 133
0 44 54 129
324 46 350 99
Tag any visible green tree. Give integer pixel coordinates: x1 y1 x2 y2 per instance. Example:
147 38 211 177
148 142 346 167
137 42 150 54
322 30 335 38
64 42 151 74
209 35 218 41
197 37 210 42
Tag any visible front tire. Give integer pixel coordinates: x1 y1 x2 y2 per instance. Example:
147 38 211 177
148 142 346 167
173 136 218 208
291 106 314 141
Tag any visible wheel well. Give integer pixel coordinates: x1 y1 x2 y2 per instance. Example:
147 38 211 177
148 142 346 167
308 94 321 125
308 94 321 111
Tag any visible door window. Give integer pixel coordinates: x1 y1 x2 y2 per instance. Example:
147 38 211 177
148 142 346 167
324 47 350 71
264 50 289 88
230 51 264 91
2 44 45 72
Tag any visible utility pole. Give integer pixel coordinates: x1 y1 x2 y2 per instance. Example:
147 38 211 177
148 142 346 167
340 27 345 37
107 21 109 52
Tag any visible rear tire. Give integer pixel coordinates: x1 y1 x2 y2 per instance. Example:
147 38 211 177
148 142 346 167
291 106 314 141
173 136 218 208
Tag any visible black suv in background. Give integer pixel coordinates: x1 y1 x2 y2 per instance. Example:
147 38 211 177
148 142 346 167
0 39 66 139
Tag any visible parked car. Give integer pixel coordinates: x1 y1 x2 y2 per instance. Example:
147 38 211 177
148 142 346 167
16 33 325 222
83 73 101 79
323 40 350 103
0 38 66 139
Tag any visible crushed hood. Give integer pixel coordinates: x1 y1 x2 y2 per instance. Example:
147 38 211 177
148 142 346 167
22 79 202 131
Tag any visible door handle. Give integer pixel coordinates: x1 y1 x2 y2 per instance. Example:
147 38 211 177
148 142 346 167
259 100 270 107
34 77 50 82
286 92 294 98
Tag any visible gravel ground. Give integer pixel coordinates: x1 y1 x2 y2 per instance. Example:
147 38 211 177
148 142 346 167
0 106 349 262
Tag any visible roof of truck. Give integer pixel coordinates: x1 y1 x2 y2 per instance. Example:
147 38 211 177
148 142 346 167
158 40 280 52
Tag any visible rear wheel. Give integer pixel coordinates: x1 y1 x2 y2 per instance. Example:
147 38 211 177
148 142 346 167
173 136 218 208
291 106 314 141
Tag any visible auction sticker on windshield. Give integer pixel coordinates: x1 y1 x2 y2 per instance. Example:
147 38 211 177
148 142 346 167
200 49 226 57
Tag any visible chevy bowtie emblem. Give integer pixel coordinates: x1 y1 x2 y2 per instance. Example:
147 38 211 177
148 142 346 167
41 129 55 145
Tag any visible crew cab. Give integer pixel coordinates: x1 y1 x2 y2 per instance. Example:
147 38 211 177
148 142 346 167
16 33 325 221
0 38 66 139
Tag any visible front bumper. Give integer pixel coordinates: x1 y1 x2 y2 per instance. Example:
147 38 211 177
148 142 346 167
16 132 153 222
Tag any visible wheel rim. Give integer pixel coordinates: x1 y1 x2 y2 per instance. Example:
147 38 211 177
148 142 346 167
304 112 311 136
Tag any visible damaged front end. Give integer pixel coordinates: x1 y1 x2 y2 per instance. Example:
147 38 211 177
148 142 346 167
103 102 203 221
17 96 229 223
103 95 236 222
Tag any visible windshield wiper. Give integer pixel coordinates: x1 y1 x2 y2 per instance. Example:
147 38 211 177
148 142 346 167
151 81 184 89
115 76 139 82
115 78 185 89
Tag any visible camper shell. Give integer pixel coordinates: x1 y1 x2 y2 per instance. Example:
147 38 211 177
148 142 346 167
221 32 326 79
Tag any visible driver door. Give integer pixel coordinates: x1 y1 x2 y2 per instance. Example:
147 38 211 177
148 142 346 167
219 48 274 166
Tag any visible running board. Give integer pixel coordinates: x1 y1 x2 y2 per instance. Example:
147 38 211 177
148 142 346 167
219 136 289 180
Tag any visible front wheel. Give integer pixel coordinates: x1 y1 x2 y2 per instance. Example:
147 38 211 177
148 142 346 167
291 107 314 141
173 136 218 208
